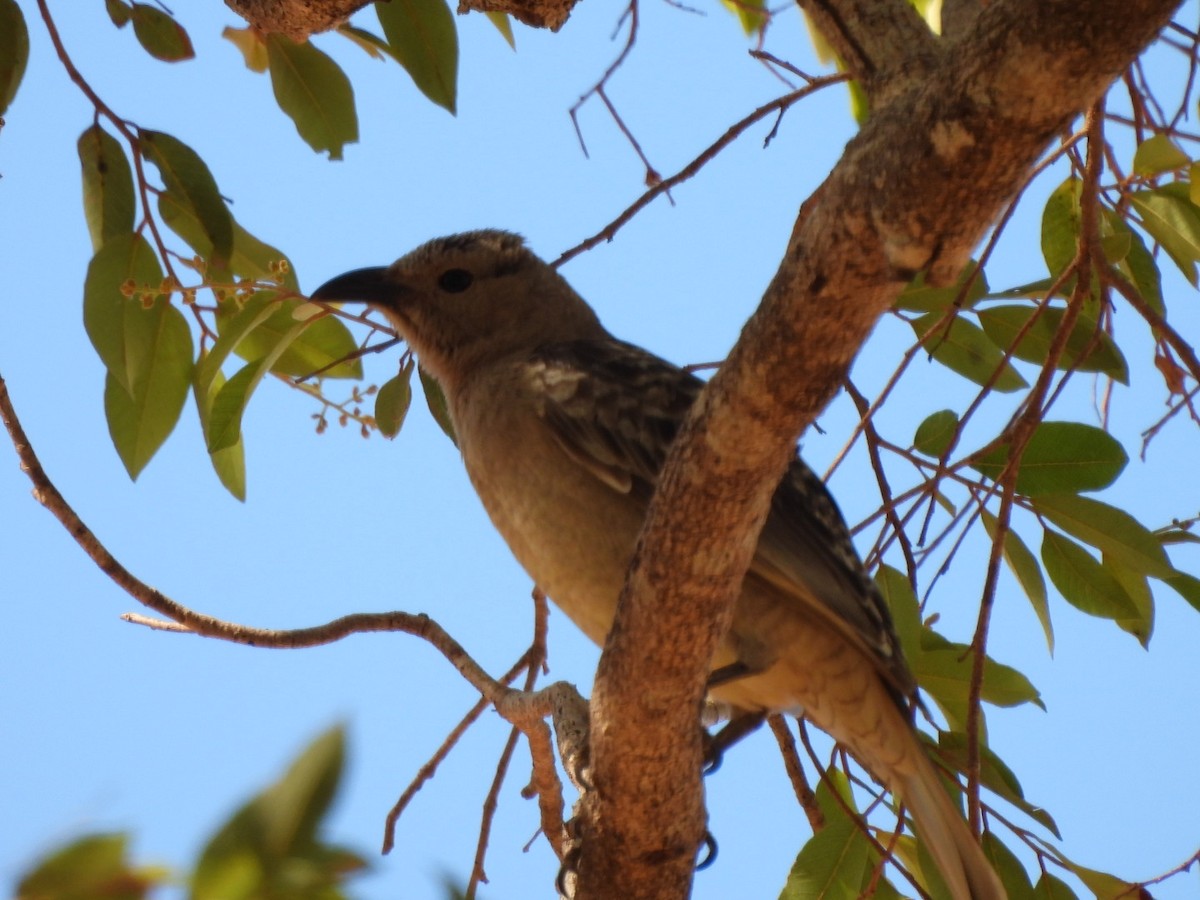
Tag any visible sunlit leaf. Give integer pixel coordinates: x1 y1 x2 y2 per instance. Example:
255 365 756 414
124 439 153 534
721 0 768 36
778 810 870 900
0 0 29 116
911 312 1027 392
375 361 414 438
873 564 922 662
1163 570 1200 614
1129 184 1200 285
1041 530 1141 624
485 12 516 48
78 124 135 252
338 24 390 59
1132 134 1189 176
130 3 194 62
913 409 959 458
917 635 1042 730
982 511 1053 653
223 25 268 72
1033 493 1174 579
216 299 361 379
981 832 1034 899
977 305 1128 383
1105 210 1164 314
194 362 247 500
1066 864 1138 900
141 130 233 267
376 0 459 114
1033 872 1080 900
938 732 1060 837
266 34 359 160
971 421 1126 496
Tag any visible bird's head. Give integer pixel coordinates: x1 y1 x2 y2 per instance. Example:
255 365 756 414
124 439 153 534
311 229 607 389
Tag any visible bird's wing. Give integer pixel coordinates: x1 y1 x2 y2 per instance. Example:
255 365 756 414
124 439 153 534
524 339 915 705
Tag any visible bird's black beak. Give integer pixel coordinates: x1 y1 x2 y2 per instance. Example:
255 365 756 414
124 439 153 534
310 266 398 306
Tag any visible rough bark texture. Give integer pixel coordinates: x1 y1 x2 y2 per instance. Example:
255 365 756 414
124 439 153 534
578 1 1185 898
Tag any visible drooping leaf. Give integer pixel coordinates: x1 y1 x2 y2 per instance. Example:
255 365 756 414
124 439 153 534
1033 493 1174 579
0 0 29 116
130 3 194 61
780 772 871 900
1041 179 1081 279
1163 570 1200 614
78 124 136 252
1105 209 1164 314
485 12 516 48
376 0 459 114
982 511 1053 653
977 305 1128 383
1040 530 1141 624
1103 555 1154 648
141 130 233 267
222 25 268 72
917 635 1043 731
105 0 132 27
971 421 1127 496
1065 864 1138 900
1132 134 1189 176
911 312 1027 392
194 363 247 501
1129 184 1200 285
938 732 1060 837
982 832 1035 900
338 24 391 59
913 409 959 458
873 564 922 663
721 0 768 36
265 34 359 160
83 233 169 395
1033 872 1080 900
419 366 456 445
375 361 414 438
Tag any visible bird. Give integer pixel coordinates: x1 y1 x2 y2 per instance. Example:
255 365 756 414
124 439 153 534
312 229 1006 900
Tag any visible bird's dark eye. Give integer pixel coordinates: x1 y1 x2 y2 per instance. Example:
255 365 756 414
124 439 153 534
438 268 474 293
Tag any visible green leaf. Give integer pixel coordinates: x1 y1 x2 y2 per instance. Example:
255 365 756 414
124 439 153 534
971 421 1127 496
338 24 391 59
977 305 1128 384
917 635 1042 731
873 564 922 662
1103 555 1154 648
721 0 768 36
130 3 194 62
938 732 1059 837
913 409 959 458
266 34 359 160
1132 134 1189 176
1105 210 1164 314
84 234 170 395
78 125 136 253
1041 179 1081 278
141 130 233 268
419 366 456 445
485 12 516 48
911 312 1027 392
780 772 870 900
375 361 414 438
981 832 1034 900
222 25 268 72
982 511 1053 653
216 299 361 379
896 261 989 313
1033 493 1174 579
193 726 365 900
1040 530 1141 624
158 192 299 292
376 0 459 114
1129 185 1200 285
16 832 167 899
0 0 29 116
1033 872 1080 900
194 363 247 501
1163 570 1200 614
1065 864 1138 900
105 0 132 27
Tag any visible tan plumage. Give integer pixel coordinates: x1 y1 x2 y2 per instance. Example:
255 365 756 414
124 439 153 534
314 229 1006 900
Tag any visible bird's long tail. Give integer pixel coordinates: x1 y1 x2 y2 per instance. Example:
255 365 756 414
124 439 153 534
898 750 1007 900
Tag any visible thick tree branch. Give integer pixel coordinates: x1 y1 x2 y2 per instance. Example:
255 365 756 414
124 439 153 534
580 2 1184 897
798 0 936 92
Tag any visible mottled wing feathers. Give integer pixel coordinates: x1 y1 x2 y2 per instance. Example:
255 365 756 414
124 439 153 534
523 339 916 706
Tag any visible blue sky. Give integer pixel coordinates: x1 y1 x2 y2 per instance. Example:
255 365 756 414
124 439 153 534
1 1 1198 898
